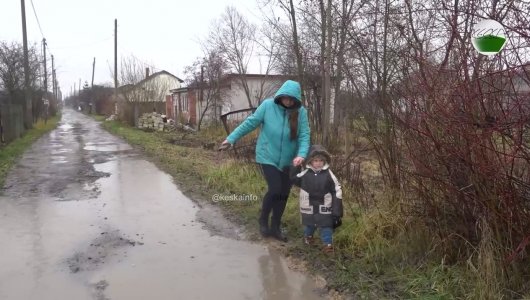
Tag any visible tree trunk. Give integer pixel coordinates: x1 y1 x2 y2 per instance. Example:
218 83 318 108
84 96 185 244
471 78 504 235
333 0 349 127
288 0 306 105
319 0 326 144
324 0 332 145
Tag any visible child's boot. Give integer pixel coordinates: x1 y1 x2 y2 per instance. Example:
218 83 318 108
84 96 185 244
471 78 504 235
322 244 334 254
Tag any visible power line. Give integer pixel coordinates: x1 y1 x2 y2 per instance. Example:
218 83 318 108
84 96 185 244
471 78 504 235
26 0 63 96
29 0 44 38
29 0 55 88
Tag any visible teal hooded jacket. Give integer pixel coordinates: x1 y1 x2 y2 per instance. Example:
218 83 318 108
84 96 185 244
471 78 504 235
226 80 311 170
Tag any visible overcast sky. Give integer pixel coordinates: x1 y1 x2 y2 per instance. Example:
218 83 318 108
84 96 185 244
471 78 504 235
1 0 264 97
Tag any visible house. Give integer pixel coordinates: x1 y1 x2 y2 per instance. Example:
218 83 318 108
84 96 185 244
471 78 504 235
169 74 294 129
117 69 184 126
168 85 199 125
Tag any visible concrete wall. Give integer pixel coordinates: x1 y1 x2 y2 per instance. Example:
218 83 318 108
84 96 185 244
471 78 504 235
224 77 285 112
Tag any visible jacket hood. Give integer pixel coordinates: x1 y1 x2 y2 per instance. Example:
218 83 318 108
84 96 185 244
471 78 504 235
306 144 331 164
274 80 302 109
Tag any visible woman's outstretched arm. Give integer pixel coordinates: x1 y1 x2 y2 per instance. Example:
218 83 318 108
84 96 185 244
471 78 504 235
225 101 267 145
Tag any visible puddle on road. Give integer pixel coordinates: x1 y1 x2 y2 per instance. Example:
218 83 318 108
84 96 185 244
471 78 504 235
58 123 74 131
84 158 325 300
0 109 326 300
84 142 132 152
51 148 72 154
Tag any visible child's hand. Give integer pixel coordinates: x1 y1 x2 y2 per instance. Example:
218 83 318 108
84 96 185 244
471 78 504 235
333 216 342 229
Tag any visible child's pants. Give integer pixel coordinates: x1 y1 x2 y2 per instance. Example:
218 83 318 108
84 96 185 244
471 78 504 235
304 225 333 245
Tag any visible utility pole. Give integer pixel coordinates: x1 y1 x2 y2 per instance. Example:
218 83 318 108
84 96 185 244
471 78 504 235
43 38 48 94
51 54 57 116
91 57 96 88
114 19 118 115
53 70 57 99
91 57 96 114
78 78 81 96
20 0 33 129
43 44 49 124
51 55 56 99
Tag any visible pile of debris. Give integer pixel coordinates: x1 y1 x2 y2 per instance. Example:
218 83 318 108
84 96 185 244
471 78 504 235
105 114 117 121
171 119 197 132
138 112 167 131
137 112 196 132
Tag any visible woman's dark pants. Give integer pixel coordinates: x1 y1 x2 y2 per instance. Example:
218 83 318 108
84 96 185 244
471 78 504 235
258 164 293 236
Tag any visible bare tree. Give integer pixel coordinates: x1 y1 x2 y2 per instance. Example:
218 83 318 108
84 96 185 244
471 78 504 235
184 48 230 130
208 6 256 108
114 55 175 125
0 41 46 128
288 0 305 100
0 41 41 96
252 24 283 104
322 0 332 144
118 56 172 105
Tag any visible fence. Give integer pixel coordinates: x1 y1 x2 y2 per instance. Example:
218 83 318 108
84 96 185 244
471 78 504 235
0 94 24 144
220 107 258 163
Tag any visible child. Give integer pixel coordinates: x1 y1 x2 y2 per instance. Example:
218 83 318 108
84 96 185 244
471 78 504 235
290 145 343 253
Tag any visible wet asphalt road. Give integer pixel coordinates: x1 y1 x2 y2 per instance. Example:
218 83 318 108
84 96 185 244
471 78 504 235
0 109 324 300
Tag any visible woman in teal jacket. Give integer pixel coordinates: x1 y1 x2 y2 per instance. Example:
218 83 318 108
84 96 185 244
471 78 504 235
221 80 311 241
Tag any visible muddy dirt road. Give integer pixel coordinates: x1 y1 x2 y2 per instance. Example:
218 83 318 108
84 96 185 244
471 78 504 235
0 109 325 300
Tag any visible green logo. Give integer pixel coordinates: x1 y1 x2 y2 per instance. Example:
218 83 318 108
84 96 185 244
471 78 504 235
472 19 506 56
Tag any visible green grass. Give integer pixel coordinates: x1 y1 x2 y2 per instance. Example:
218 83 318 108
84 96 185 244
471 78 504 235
99 119 508 299
91 114 107 122
0 116 61 188
87 113 107 122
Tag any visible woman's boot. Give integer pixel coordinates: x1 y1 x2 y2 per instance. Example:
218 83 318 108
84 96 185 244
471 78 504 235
269 219 288 242
258 217 270 237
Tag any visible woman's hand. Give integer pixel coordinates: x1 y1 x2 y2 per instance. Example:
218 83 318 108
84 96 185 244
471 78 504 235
218 139 232 151
292 156 304 167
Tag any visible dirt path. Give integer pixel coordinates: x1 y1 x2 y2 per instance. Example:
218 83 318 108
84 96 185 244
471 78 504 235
0 109 326 300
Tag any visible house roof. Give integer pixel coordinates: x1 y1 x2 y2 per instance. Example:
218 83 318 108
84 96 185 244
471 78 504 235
171 73 294 93
170 87 188 93
224 73 293 79
119 70 184 92
137 70 184 85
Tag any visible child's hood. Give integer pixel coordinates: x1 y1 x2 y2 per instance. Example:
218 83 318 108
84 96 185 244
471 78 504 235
306 144 331 164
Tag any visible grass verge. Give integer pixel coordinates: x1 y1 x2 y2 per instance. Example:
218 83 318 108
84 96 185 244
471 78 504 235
0 116 61 188
100 120 490 299
90 114 107 122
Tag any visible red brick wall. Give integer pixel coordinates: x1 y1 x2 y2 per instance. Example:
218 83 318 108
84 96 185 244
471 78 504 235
165 95 173 119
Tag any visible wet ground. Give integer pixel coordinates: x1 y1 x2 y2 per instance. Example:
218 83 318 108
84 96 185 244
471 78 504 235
0 109 326 300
